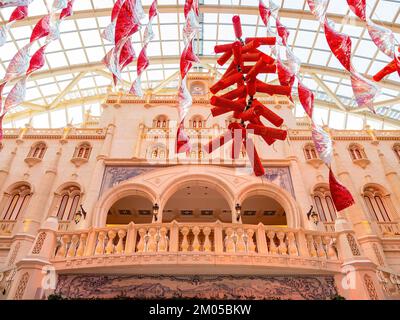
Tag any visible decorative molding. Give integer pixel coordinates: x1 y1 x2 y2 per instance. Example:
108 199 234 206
346 234 361 256
7 241 20 267
363 274 379 300
32 232 47 254
14 272 30 300
54 274 337 300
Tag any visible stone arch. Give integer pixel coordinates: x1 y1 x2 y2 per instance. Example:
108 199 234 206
237 182 301 228
93 181 158 227
159 172 236 221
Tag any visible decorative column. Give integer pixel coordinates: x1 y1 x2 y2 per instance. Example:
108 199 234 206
133 123 145 159
81 121 115 229
333 150 374 237
16 147 62 236
334 221 385 300
0 147 17 191
7 217 59 300
283 129 313 228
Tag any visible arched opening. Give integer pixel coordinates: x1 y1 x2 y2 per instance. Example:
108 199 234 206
106 195 154 225
241 195 287 225
162 183 232 223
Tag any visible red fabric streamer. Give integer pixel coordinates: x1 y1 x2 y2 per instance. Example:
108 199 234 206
26 44 47 75
329 169 355 212
347 0 366 21
323 19 352 72
298 81 314 118
9 5 28 22
30 15 51 43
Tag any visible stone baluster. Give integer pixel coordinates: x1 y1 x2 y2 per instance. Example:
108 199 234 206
147 228 158 252
287 232 298 256
203 227 212 252
267 231 278 254
56 235 70 258
192 226 201 251
76 233 87 257
157 227 169 252
83 228 97 256
67 234 79 257
246 229 256 253
169 221 179 252
306 234 317 257
277 231 288 255
323 236 337 260
105 229 116 254
214 221 223 253
180 227 190 252
95 231 106 255
224 228 235 253
314 235 326 258
115 229 126 254
256 224 268 254
136 228 147 252
124 222 136 254
236 228 246 253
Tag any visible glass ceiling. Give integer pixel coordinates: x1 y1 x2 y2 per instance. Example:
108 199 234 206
0 0 399 130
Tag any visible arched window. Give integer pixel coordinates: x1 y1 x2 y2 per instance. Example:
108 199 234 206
153 115 168 128
190 115 205 129
349 143 367 161
189 144 205 160
55 185 82 221
304 143 318 160
73 142 92 160
393 143 400 161
312 185 337 222
148 144 167 160
27 142 47 159
1 184 32 221
363 186 391 222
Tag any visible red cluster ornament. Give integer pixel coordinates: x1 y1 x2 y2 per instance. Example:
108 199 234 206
205 15 289 176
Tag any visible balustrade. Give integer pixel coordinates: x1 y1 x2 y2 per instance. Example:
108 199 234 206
0 220 16 236
53 222 339 263
377 222 400 237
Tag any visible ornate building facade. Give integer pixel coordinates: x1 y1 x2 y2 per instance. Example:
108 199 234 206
0 75 399 300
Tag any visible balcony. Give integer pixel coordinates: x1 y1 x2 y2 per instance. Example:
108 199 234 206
52 221 342 274
0 220 16 236
377 222 400 237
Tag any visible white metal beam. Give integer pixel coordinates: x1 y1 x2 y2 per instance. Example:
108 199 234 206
3 5 399 33
311 73 347 111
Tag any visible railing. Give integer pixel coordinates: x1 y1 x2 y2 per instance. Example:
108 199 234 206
58 221 71 232
52 222 339 264
0 220 16 236
377 222 400 237
323 222 335 233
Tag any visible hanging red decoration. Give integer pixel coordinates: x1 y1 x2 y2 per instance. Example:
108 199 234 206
205 15 289 176
329 169 355 212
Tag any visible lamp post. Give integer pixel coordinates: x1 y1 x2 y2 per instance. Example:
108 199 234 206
153 203 159 222
235 203 241 222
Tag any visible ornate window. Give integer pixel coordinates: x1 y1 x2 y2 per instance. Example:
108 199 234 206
73 142 91 160
71 142 92 167
153 115 168 128
1 184 32 221
304 143 318 160
55 185 82 221
393 143 400 161
363 186 391 222
348 143 370 168
25 142 47 166
349 143 367 161
148 144 167 160
189 143 205 160
312 185 337 222
190 115 205 129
